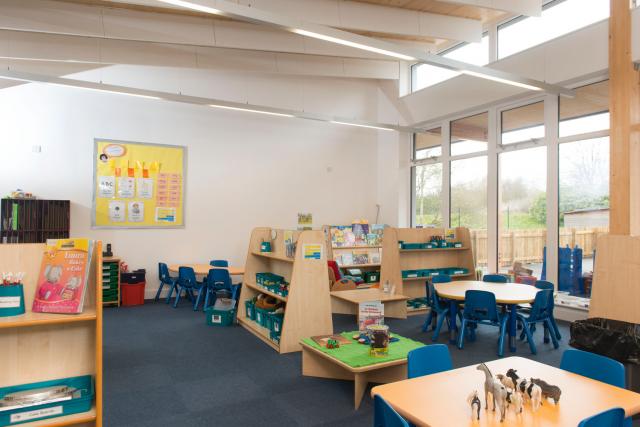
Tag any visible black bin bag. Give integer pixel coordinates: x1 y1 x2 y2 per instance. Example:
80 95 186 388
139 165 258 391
570 317 640 364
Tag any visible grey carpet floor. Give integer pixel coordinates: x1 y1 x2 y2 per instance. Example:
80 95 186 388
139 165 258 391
104 301 572 426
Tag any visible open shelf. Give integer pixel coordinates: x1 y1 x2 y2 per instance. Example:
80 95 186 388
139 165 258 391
402 273 474 282
400 247 467 252
243 280 287 302
250 251 294 263
17 405 97 427
238 316 280 351
332 245 382 250
338 263 381 269
0 308 97 329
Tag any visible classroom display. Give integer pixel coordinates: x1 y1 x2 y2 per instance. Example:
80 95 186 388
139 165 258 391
33 239 94 314
92 139 185 228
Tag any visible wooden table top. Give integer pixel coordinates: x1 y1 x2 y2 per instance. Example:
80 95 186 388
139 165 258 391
300 340 409 374
330 288 409 304
435 280 539 304
372 356 640 427
168 263 245 276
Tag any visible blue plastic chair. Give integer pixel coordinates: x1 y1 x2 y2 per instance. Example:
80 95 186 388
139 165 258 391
560 349 626 388
535 280 554 290
532 280 562 340
483 274 507 283
373 395 409 427
458 290 508 357
198 268 233 311
516 290 559 354
422 282 451 341
174 267 204 309
156 263 177 303
578 407 625 427
210 260 229 267
407 344 452 379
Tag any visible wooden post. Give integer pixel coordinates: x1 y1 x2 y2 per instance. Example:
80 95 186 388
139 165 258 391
609 0 640 235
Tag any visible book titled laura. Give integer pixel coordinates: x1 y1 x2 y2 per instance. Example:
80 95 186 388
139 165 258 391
32 238 94 314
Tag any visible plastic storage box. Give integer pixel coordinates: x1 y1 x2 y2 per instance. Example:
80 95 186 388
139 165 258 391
205 307 235 326
0 284 25 317
0 375 94 426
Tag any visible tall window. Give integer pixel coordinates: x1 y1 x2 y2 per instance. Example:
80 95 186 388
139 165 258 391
412 34 489 92
413 163 443 227
558 80 610 298
451 112 488 156
451 156 488 272
498 146 547 275
501 101 545 145
498 0 610 59
414 128 442 160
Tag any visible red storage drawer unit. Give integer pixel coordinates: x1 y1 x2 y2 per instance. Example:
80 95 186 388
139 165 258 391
121 269 146 306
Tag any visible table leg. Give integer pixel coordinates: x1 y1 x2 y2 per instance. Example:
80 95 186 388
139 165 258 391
449 300 458 344
508 304 517 352
354 372 368 410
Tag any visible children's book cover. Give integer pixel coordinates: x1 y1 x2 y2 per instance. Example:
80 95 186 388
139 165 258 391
33 239 94 314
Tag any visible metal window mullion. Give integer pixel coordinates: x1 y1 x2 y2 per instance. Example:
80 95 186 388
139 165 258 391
487 107 499 273
442 120 451 229
545 94 560 288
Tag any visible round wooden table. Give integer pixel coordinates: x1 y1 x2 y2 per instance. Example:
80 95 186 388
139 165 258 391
434 280 539 352
168 264 245 276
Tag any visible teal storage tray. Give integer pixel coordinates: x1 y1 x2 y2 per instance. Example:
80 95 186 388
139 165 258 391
0 375 94 426
205 307 235 326
0 285 25 317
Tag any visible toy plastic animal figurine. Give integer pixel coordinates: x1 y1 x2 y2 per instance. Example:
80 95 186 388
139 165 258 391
506 369 520 388
531 378 561 404
516 378 542 411
467 390 481 420
476 363 507 422
506 389 523 414
326 339 339 349
496 374 514 390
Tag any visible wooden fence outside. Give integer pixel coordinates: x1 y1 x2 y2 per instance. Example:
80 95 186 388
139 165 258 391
470 227 608 268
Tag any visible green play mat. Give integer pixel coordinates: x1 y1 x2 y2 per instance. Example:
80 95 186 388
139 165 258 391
301 331 425 368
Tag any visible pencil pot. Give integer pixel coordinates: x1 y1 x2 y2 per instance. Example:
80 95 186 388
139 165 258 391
0 284 25 317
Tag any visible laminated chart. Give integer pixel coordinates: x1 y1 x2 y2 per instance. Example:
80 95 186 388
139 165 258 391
92 139 185 228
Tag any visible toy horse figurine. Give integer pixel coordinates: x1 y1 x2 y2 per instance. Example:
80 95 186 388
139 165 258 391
467 390 481 420
476 363 507 422
531 378 561 404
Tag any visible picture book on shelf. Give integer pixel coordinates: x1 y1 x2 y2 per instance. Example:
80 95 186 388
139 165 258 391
339 252 353 266
343 227 356 246
352 250 369 265
369 250 381 264
32 238 94 314
331 226 346 247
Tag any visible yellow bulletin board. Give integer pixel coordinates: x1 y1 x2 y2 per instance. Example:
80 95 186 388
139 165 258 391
92 139 186 228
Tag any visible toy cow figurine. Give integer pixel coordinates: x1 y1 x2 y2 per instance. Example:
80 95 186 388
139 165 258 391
516 378 542 411
496 374 515 390
532 378 562 404
506 369 520 388
467 390 481 420
506 389 524 414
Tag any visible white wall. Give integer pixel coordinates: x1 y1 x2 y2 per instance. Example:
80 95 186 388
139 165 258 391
0 66 390 297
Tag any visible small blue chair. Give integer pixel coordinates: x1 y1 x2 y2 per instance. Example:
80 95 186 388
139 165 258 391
458 290 508 357
156 263 177 303
373 395 409 427
483 274 507 283
407 344 452 379
422 281 451 341
198 268 233 311
516 290 559 354
210 260 229 267
174 267 205 310
534 280 562 340
535 280 554 290
578 407 625 427
560 349 626 388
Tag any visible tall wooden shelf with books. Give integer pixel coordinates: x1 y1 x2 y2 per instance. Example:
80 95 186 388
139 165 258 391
324 223 384 288
0 241 103 427
380 227 476 317
238 227 333 354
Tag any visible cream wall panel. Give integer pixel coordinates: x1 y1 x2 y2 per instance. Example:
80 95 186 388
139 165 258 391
275 54 345 78
198 46 279 73
8 31 100 63
240 0 342 27
343 58 400 80
100 38 199 68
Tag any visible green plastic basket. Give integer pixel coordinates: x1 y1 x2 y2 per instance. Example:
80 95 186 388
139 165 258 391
205 307 235 326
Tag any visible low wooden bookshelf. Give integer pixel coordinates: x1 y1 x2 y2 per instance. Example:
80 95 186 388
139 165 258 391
238 227 333 354
380 227 476 317
0 242 103 427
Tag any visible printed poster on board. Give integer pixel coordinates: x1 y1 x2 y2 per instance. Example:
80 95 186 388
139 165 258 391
92 139 185 228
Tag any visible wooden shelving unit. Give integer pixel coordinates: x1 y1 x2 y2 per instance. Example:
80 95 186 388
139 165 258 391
380 227 476 317
102 257 121 307
238 227 333 354
0 198 70 244
0 242 103 427
323 224 383 279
